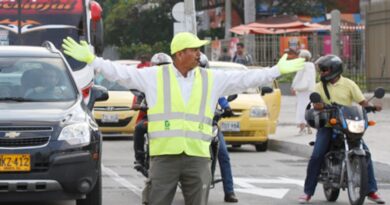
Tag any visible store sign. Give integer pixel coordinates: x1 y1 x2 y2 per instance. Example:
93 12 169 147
279 36 308 56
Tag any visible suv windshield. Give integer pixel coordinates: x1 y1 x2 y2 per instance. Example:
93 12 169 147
0 57 77 101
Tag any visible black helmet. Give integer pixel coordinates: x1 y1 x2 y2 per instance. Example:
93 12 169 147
315 55 343 82
305 109 329 129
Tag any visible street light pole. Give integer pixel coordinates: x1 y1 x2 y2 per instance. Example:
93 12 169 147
184 0 197 34
224 0 232 39
331 9 341 56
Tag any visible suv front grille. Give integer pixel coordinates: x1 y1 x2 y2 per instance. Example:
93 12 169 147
0 137 50 147
0 126 53 148
0 127 53 131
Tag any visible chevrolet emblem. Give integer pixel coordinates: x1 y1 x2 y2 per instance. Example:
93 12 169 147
4 131 21 139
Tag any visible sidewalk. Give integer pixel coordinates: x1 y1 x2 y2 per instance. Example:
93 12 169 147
269 94 390 182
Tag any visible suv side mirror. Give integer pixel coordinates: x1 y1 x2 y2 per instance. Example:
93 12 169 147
261 87 273 96
87 85 109 110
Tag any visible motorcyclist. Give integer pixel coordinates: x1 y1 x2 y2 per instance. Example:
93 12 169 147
299 55 385 204
133 52 173 173
199 53 238 203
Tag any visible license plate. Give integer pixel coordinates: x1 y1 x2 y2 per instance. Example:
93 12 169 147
102 114 119 123
221 122 240 132
0 154 31 172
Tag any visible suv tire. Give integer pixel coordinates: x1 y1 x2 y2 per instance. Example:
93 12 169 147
76 165 102 205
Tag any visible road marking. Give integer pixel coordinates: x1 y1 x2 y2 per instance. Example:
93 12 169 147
102 164 142 197
234 177 304 199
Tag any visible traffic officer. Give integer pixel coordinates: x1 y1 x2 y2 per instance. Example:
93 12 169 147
62 32 305 205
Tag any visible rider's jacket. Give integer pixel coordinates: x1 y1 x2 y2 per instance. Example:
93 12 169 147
148 65 214 158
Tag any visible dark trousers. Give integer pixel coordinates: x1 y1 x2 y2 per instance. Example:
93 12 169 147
133 118 147 162
217 132 235 194
304 127 378 196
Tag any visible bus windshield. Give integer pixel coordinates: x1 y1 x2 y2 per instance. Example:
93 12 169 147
0 0 87 70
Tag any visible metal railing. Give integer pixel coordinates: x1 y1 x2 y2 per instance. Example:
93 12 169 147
207 29 366 90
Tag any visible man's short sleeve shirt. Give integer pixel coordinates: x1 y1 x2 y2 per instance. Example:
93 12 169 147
314 76 365 106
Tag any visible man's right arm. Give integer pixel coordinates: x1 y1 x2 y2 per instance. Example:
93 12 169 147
90 57 151 92
62 37 153 92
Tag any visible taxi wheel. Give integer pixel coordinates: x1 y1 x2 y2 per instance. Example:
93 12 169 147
255 141 268 152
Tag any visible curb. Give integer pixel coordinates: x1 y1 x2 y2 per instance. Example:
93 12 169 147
268 139 390 183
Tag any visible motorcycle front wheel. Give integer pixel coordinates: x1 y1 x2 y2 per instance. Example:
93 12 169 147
323 185 340 202
347 155 368 205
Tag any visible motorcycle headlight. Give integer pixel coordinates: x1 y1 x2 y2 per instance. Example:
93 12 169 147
250 106 268 118
58 123 90 146
346 119 365 133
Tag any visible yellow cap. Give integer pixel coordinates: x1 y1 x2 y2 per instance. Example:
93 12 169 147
170 32 210 55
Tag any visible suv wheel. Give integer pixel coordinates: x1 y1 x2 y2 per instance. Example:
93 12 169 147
76 165 102 205
255 141 268 152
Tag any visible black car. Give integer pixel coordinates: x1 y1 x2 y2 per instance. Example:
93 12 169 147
0 42 108 204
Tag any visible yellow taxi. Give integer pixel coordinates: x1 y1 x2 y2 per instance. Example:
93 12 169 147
209 61 281 151
92 60 139 137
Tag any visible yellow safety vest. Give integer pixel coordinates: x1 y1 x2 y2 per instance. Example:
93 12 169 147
147 65 214 158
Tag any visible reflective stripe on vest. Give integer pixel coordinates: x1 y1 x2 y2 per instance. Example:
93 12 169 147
147 65 214 157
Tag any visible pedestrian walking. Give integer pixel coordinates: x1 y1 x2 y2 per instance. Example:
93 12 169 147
232 42 253 65
291 49 316 135
62 32 305 205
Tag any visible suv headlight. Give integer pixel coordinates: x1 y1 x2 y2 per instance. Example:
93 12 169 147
58 123 90 146
250 106 268 118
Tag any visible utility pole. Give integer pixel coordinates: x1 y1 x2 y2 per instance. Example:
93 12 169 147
331 9 341 56
184 0 197 34
244 0 256 63
224 0 232 39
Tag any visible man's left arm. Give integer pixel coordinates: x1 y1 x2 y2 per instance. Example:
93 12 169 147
213 54 305 97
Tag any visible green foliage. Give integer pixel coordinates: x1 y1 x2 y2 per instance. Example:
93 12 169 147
198 27 224 40
117 41 170 59
273 0 335 16
102 0 175 59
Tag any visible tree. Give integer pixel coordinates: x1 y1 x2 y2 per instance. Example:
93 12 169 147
266 0 337 17
102 0 176 59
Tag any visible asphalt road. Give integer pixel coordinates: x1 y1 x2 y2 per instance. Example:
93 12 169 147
1 139 390 205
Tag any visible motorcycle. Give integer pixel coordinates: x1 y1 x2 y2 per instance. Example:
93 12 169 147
130 89 237 187
210 94 237 188
308 87 385 205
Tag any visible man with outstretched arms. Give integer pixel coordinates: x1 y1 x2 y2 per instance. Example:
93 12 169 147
62 32 304 205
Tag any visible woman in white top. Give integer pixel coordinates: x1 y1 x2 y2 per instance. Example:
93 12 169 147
291 49 316 135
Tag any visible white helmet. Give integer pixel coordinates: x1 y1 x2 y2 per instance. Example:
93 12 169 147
150 53 173 66
199 52 209 68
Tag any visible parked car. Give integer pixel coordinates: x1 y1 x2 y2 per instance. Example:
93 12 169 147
93 60 139 137
209 61 281 151
0 42 108 204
